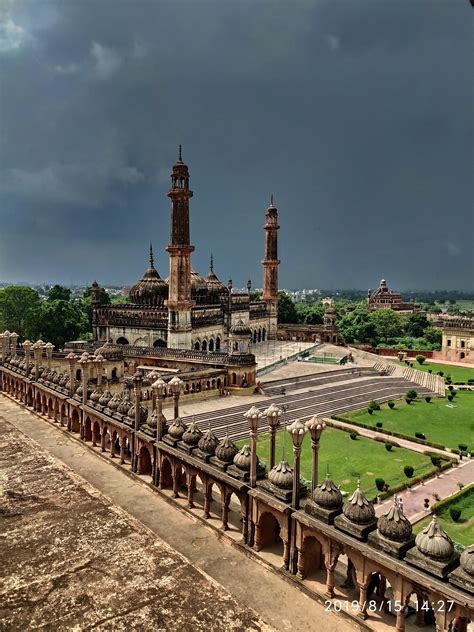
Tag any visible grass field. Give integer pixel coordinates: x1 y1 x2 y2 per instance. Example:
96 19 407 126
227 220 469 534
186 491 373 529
237 427 437 500
340 393 474 451
409 361 474 384
413 485 474 547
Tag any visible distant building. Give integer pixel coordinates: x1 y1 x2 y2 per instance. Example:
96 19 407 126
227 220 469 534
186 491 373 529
90 148 279 351
367 279 420 314
438 316 473 363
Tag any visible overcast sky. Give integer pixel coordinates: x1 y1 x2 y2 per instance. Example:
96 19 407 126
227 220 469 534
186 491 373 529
0 0 472 290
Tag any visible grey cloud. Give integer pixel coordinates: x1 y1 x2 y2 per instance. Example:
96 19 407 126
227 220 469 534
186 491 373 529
0 0 472 289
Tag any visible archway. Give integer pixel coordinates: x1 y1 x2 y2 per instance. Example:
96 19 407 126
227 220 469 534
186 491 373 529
256 512 282 552
215 336 221 351
84 417 92 442
116 337 129 345
258 328 262 342
160 458 173 489
153 339 166 348
253 330 257 343
111 367 118 380
460 352 465 359
208 338 214 352
262 328 266 342
202 340 207 352
138 446 152 475
299 535 324 580
75 368 82 381
194 341 200 350
231 372 237 385
71 409 80 433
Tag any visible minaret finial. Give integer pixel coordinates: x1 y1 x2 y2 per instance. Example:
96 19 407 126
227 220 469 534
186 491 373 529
270 194 274 207
149 243 154 267
210 253 214 272
178 144 182 161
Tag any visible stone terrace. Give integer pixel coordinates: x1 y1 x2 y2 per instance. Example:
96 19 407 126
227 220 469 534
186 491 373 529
0 418 270 632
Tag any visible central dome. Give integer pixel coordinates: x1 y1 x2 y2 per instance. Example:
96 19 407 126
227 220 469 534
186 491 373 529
129 245 168 307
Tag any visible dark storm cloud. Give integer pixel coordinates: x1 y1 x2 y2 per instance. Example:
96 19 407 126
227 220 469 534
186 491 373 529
0 0 472 289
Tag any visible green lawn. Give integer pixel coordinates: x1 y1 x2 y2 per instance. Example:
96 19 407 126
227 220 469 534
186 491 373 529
340 393 474 452
413 485 474 548
409 361 474 384
237 427 437 500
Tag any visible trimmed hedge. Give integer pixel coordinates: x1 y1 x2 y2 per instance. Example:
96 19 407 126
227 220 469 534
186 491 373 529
430 484 474 516
330 415 446 450
376 459 456 502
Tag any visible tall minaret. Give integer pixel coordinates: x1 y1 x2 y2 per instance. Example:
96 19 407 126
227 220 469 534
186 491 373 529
166 146 195 349
262 195 280 339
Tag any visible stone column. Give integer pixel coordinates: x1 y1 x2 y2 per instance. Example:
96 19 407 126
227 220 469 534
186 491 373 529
357 582 369 620
172 465 180 499
10 333 18 357
187 474 195 509
396 608 406 632
120 436 126 464
324 554 338 599
78 353 90 440
44 342 54 369
221 490 231 530
204 482 212 518
132 370 143 473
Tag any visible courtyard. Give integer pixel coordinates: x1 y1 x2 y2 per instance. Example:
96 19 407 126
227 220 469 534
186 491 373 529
340 393 474 452
413 484 474 548
237 426 438 500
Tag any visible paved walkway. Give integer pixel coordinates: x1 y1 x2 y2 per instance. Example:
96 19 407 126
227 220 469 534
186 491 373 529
374 459 474 522
0 395 356 632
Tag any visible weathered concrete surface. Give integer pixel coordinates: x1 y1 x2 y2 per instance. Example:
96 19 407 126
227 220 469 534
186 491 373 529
0 417 270 631
0 396 357 632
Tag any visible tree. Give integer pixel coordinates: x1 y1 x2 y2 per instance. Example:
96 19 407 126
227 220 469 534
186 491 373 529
369 309 404 344
0 286 40 338
249 290 262 302
405 313 429 338
338 307 377 345
424 327 442 346
33 299 89 348
277 292 298 324
48 285 72 301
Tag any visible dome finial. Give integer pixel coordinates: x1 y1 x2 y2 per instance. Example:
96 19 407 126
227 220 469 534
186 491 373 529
210 253 214 272
178 144 182 161
149 243 154 267
270 194 274 207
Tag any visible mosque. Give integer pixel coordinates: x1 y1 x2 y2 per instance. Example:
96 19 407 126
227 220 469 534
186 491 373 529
90 147 279 351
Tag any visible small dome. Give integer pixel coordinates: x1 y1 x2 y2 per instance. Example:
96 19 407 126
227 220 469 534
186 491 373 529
197 427 219 455
99 390 113 406
118 395 133 415
206 256 228 297
343 482 375 525
129 245 168 307
182 421 203 447
215 434 238 463
107 393 122 411
269 460 294 489
230 319 252 337
233 445 252 471
460 545 474 576
377 496 412 542
190 269 209 292
147 408 161 430
313 474 343 510
167 417 188 440
415 516 454 560
90 388 103 403
58 374 68 387
95 340 123 360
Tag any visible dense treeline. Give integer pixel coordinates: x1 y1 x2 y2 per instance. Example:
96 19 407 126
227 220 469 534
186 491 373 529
0 285 110 349
277 292 443 350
